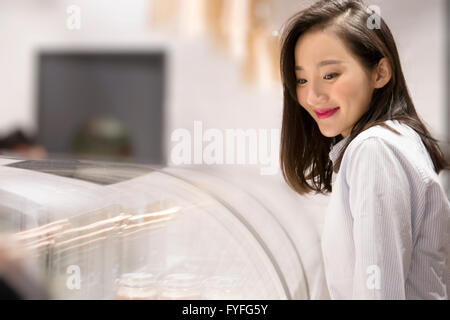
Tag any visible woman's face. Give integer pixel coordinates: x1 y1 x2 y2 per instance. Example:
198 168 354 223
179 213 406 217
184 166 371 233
294 28 377 138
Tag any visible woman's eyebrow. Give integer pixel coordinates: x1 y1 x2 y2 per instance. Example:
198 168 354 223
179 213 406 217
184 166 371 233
295 59 344 70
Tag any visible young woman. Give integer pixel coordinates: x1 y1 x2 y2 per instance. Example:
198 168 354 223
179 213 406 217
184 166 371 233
279 0 450 299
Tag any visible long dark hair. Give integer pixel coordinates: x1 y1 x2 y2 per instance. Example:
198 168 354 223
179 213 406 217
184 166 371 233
279 0 449 195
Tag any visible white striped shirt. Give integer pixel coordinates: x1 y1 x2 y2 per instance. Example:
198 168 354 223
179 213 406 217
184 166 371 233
321 120 450 299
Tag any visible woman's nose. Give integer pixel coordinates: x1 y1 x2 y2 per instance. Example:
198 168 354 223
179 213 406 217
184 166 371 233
305 81 328 106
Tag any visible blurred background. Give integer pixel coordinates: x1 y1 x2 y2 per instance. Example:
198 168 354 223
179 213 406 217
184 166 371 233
0 0 448 300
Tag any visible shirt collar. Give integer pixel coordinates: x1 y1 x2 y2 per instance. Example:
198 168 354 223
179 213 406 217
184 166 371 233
329 135 350 167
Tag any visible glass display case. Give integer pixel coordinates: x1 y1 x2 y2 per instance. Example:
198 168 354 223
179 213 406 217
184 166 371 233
0 156 311 300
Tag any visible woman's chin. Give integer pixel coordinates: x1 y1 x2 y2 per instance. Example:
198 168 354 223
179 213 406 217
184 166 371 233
318 125 341 138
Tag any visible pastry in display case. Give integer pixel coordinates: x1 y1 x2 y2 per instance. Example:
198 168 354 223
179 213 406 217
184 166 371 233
0 156 311 299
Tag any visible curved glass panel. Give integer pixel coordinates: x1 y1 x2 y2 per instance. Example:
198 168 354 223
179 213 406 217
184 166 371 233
0 157 309 299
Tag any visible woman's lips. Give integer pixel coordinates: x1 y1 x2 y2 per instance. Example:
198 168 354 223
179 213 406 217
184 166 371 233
314 107 340 119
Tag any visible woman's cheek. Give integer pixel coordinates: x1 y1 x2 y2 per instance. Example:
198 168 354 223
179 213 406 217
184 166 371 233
296 88 302 106
331 78 353 106
335 73 373 115
296 91 306 111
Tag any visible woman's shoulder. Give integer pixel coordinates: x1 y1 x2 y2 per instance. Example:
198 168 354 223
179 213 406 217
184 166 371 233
348 120 415 148
344 120 436 183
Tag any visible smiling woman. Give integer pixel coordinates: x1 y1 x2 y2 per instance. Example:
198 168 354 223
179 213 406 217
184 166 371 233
278 0 450 300
279 0 448 193
294 29 391 138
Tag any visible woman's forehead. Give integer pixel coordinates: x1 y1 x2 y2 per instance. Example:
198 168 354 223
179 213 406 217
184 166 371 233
294 29 352 68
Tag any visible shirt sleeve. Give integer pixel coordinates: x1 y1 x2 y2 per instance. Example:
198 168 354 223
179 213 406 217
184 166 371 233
346 137 413 299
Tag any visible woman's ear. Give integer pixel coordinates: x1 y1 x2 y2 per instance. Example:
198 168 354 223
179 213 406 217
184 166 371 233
373 57 392 89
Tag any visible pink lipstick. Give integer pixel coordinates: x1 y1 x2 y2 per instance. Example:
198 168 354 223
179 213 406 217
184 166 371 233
314 107 340 119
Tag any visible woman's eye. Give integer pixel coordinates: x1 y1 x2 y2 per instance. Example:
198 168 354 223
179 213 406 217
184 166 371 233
296 73 339 86
324 73 339 80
